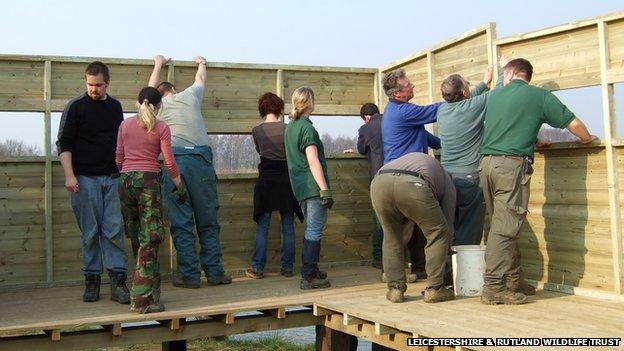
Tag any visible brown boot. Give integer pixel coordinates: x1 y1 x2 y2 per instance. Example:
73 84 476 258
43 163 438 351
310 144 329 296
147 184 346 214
481 288 527 305
508 280 536 296
386 283 407 303
423 286 455 303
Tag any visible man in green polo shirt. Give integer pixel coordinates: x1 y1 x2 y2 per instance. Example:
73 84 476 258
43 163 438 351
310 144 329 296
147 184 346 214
479 58 595 305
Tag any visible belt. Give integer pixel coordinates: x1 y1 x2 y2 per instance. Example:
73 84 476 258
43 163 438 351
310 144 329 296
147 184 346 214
378 169 424 179
483 154 533 164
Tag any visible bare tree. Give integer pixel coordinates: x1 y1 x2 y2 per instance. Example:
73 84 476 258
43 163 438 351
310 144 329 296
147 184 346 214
0 139 42 156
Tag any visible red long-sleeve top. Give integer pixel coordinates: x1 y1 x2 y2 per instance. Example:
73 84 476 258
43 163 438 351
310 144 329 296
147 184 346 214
116 116 179 179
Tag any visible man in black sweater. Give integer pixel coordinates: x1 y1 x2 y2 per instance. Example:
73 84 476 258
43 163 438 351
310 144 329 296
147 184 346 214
56 61 130 304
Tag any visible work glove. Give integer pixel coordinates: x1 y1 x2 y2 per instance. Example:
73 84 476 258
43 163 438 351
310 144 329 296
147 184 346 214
172 182 188 205
320 189 334 209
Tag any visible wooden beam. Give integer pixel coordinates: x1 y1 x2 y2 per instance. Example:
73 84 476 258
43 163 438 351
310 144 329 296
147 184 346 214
0 311 322 351
259 307 286 319
606 67 624 84
0 54 377 73
598 21 624 295
343 314 367 326
375 322 401 336
104 323 122 336
43 60 53 285
44 329 60 342
315 324 358 351
323 313 425 351
215 313 235 325
168 318 182 331
313 305 334 317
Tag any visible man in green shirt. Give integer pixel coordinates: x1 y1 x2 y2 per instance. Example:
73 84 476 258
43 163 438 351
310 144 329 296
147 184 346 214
479 58 595 305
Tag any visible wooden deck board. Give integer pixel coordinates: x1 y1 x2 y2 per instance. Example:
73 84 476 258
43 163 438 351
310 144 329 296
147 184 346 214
1 266 623 350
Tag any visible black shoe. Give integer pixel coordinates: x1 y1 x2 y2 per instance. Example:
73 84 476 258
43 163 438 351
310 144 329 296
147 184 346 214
207 274 232 286
280 268 294 277
83 274 101 302
300 276 331 289
109 272 130 304
172 274 200 289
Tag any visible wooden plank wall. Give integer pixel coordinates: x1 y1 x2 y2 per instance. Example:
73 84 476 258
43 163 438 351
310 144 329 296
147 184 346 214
377 12 624 295
0 55 376 289
378 23 496 108
495 13 624 294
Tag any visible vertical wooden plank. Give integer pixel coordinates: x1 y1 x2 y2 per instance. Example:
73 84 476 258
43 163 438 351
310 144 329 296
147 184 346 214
598 21 623 294
167 60 177 277
426 51 438 141
486 22 499 86
373 71 380 107
44 60 54 284
276 69 284 98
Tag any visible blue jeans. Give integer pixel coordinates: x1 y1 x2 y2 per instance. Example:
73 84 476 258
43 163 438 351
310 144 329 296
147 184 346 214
300 197 327 278
450 172 485 246
301 197 327 241
70 175 128 275
251 211 296 273
163 146 225 283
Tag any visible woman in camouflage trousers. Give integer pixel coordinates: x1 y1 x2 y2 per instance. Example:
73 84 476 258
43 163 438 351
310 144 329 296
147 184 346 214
116 87 185 313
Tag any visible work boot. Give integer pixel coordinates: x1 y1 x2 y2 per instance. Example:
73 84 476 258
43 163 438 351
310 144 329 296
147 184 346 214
109 272 130 304
207 273 233 286
280 268 294 277
300 275 331 289
423 286 455 303
245 268 264 279
481 288 527 305
508 280 536 296
132 302 166 314
83 274 101 302
172 274 200 289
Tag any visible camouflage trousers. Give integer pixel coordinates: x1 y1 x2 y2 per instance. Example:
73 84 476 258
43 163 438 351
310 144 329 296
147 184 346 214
118 171 164 310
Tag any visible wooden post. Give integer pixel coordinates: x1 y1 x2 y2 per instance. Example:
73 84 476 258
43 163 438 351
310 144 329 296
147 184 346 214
315 324 358 351
166 63 177 278
426 51 437 137
276 69 284 98
598 21 624 294
373 70 380 108
486 22 499 86
43 60 54 284
162 340 187 351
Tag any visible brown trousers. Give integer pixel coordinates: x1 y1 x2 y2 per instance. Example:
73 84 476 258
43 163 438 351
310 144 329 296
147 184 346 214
371 172 451 290
479 155 532 291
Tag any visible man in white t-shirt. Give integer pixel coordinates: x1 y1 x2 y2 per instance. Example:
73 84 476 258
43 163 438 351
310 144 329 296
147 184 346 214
148 55 231 288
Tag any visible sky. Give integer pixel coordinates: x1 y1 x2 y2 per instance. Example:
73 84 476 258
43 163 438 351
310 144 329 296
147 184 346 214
1 0 623 152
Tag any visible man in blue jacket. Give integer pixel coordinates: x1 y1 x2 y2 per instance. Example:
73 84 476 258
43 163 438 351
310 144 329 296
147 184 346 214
381 69 442 164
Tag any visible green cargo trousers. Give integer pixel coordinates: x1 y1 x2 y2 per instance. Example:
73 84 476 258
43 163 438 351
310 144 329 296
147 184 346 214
370 172 451 290
479 155 533 292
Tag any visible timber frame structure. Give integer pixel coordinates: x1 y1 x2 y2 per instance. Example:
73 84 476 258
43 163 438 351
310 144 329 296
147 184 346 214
1 10 624 351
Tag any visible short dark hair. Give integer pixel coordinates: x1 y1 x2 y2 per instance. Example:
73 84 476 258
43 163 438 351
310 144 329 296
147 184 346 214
440 74 468 103
504 58 533 82
257 92 284 118
137 86 162 106
85 61 110 83
359 103 379 120
157 81 176 95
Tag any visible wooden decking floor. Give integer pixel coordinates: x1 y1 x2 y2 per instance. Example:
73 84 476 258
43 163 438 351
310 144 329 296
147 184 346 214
1 266 623 351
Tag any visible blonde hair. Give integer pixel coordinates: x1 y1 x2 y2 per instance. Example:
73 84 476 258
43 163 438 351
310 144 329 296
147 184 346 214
290 87 315 120
137 99 158 132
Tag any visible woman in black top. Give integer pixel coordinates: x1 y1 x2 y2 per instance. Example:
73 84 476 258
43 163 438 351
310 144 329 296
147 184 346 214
246 93 303 279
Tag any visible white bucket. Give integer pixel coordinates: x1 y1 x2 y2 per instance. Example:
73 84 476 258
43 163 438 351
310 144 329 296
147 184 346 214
451 245 486 297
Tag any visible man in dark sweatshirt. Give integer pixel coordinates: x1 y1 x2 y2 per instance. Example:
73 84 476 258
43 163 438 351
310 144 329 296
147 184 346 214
56 61 130 304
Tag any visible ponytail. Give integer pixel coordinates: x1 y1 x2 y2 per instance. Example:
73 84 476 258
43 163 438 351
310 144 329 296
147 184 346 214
290 87 315 120
137 99 157 132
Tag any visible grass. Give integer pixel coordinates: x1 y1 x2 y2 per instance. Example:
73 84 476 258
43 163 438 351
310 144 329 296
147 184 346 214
87 336 315 351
